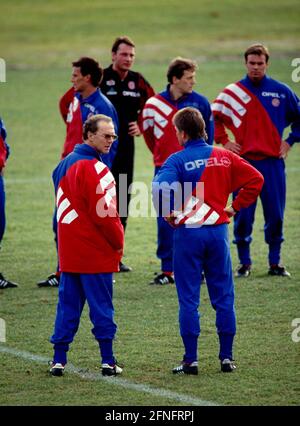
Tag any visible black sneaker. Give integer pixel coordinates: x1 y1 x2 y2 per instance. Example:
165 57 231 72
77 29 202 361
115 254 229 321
49 362 65 376
150 273 175 285
234 264 251 278
220 358 236 373
268 264 291 277
119 262 132 273
37 273 60 287
0 273 18 289
102 362 123 376
172 361 198 375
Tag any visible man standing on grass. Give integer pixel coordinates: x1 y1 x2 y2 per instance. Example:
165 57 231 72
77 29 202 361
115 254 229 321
100 36 155 272
142 57 213 285
49 114 124 377
152 107 263 374
37 57 119 288
212 43 300 278
0 116 18 289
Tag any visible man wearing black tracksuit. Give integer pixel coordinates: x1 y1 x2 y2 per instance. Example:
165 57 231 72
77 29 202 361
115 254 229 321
101 36 155 272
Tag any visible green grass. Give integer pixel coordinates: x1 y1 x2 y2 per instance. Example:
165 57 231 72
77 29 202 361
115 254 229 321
1 0 300 68
0 0 300 407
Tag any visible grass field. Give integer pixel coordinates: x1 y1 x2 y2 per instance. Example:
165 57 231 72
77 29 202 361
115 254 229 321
0 0 299 407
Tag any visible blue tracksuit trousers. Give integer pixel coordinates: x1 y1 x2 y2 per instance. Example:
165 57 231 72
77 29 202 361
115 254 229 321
50 272 117 365
173 224 236 363
233 158 285 265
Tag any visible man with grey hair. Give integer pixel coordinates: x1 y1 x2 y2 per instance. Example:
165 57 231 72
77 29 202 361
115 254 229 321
49 114 124 377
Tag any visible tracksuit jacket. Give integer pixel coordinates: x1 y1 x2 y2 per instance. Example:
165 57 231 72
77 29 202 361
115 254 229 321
153 139 264 228
212 75 300 158
100 65 155 227
52 143 124 273
0 117 9 170
59 87 119 168
0 117 9 242
142 86 214 166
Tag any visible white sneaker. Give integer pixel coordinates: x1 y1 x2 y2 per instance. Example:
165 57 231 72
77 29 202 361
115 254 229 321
49 362 65 376
221 358 236 372
102 363 123 376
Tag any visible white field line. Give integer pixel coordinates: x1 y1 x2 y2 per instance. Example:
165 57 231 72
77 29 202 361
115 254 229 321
0 345 219 406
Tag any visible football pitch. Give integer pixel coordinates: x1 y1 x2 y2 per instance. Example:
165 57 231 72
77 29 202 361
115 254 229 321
0 0 299 406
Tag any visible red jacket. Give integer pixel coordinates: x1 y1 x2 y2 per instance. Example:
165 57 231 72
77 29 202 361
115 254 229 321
53 143 124 273
212 76 300 159
0 135 7 170
153 140 264 227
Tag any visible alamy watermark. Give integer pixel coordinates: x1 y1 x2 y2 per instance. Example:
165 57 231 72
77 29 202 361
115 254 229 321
291 318 300 343
0 318 6 342
95 175 205 220
291 58 300 83
0 58 6 83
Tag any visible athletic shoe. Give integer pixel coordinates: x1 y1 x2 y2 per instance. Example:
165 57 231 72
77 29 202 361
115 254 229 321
220 358 236 373
49 362 65 376
172 361 198 375
149 273 175 285
119 262 132 272
268 264 291 277
0 273 18 289
234 264 251 278
102 362 123 376
37 273 60 287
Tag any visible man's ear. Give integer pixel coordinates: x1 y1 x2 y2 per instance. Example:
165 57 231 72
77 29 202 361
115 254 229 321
87 130 94 140
84 73 92 84
182 130 189 143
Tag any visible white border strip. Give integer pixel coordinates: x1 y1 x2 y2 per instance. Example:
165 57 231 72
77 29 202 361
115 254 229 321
0 345 219 406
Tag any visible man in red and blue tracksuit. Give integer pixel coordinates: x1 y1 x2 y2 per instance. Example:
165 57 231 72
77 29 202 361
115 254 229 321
142 57 214 285
0 117 18 289
152 107 263 374
212 43 300 278
49 114 124 377
37 57 120 288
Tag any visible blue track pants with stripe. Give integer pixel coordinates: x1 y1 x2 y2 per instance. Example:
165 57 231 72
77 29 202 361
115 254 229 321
233 157 285 266
50 272 117 365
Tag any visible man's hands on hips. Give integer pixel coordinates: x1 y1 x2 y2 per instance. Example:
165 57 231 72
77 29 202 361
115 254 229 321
224 205 237 218
224 140 241 154
280 140 291 159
